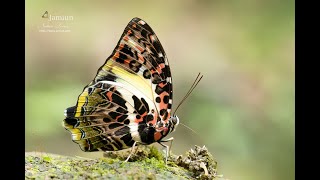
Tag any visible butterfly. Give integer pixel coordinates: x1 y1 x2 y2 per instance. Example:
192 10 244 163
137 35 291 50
63 17 181 164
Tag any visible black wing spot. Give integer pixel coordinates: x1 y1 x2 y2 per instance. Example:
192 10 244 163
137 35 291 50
132 95 148 114
88 87 93 94
109 123 123 129
64 118 78 127
160 109 167 116
116 107 128 114
120 133 135 147
65 106 76 117
117 115 128 122
114 126 130 136
141 29 148 39
111 93 127 108
109 112 120 119
121 44 134 57
162 65 171 78
115 58 124 63
141 98 150 113
155 83 170 95
152 74 162 84
143 114 154 122
103 118 112 123
96 73 117 82
129 60 142 73
143 69 151 79
163 95 169 104
124 119 130 125
119 52 127 60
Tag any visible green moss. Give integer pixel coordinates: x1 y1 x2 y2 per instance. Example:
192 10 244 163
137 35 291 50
149 145 164 160
26 156 34 162
42 155 52 163
25 145 225 179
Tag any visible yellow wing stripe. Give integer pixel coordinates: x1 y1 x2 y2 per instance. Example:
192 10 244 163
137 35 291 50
75 91 88 117
102 61 153 100
71 129 82 140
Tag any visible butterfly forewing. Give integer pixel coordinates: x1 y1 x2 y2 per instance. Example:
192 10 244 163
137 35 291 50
63 18 173 152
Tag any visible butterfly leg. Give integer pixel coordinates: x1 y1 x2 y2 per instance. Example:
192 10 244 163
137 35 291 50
158 137 174 165
124 141 138 162
160 137 174 157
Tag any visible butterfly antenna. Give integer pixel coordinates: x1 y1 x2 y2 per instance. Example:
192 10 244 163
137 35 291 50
180 123 199 136
173 73 203 115
179 122 205 145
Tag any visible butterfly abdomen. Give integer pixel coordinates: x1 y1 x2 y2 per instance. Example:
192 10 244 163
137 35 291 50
138 124 156 144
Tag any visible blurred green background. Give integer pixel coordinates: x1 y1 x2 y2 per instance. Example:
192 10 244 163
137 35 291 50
26 0 294 179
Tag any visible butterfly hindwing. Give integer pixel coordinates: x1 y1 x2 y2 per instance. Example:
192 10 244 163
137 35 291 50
64 82 150 151
63 17 173 152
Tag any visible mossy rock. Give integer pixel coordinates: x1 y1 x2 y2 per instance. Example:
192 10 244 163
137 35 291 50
25 145 225 179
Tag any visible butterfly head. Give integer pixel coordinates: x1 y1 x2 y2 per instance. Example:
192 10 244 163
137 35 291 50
169 115 180 133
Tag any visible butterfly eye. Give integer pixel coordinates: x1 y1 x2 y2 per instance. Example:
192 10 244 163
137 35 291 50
172 118 177 124
172 115 179 125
